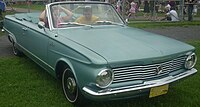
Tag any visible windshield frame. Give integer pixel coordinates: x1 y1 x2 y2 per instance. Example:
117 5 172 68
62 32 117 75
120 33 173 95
46 1 126 30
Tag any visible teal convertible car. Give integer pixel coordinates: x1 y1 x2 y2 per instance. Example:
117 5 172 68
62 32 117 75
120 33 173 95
3 1 197 105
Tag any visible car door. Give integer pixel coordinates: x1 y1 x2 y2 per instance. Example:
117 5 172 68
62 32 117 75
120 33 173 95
20 21 49 65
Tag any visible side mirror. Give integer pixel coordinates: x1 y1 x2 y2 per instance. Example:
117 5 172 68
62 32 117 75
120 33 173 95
38 21 45 29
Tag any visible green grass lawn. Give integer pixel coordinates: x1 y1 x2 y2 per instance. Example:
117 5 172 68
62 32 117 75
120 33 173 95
0 41 199 107
0 56 72 107
128 21 200 28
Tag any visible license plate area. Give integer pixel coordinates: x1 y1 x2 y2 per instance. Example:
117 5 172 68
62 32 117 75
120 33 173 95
149 84 169 98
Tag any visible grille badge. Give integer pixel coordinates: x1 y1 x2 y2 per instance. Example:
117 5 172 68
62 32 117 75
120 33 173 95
155 65 163 74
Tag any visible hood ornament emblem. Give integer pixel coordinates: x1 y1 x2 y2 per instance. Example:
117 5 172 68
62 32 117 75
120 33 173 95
155 65 163 74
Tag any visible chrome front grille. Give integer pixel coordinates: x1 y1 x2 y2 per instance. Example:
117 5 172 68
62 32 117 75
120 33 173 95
112 56 187 84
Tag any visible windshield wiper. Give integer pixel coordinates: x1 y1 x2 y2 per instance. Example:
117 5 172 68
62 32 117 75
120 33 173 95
95 21 124 26
59 22 93 27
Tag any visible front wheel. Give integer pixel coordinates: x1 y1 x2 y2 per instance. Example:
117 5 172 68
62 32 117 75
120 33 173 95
62 68 85 105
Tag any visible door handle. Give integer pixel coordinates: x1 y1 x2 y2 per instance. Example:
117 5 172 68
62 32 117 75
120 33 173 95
49 42 55 47
22 28 28 31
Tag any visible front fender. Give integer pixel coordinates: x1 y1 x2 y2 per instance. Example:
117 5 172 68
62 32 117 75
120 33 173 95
55 58 77 80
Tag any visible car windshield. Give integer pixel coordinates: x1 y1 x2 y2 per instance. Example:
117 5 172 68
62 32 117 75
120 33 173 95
49 2 124 28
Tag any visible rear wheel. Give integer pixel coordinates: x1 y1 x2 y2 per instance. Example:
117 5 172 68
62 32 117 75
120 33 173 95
12 41 23 56
62 68 86 105
8 35 12 43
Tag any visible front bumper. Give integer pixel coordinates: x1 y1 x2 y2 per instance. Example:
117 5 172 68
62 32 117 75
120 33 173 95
83 68 197 100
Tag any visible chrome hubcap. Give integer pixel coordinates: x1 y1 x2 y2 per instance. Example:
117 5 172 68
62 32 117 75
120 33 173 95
67 77 76 94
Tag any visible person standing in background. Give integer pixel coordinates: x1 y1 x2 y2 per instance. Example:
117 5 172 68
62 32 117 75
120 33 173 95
185 0 197 21
0 0 6 18
127 0 137 20
149 0 158 20
116 0 122 14
0 0 5 30
143 0 150 18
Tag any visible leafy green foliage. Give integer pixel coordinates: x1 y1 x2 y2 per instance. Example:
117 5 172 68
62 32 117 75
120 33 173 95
12 4 45 11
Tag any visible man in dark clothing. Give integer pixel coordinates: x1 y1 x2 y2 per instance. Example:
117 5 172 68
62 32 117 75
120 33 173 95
185 0 196 21
168 0 176 8
0 0 6 29
0 0 6 18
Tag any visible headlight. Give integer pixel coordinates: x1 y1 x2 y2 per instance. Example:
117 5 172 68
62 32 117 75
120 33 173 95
185 53 197 69
96 69 114 88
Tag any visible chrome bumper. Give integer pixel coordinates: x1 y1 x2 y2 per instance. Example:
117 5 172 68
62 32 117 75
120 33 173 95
83 68 197 97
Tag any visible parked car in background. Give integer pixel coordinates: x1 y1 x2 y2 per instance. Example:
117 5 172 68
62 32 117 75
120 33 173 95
3 1 197 105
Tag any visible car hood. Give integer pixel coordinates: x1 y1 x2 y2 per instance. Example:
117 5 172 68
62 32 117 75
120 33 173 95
58 26 194 65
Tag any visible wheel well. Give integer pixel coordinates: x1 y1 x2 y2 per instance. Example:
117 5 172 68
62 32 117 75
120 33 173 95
8 35 12 43
55 61 70 80
8 34 15 43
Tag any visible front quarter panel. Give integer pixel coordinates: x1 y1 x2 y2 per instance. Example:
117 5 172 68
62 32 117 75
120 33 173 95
47 32 108 87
